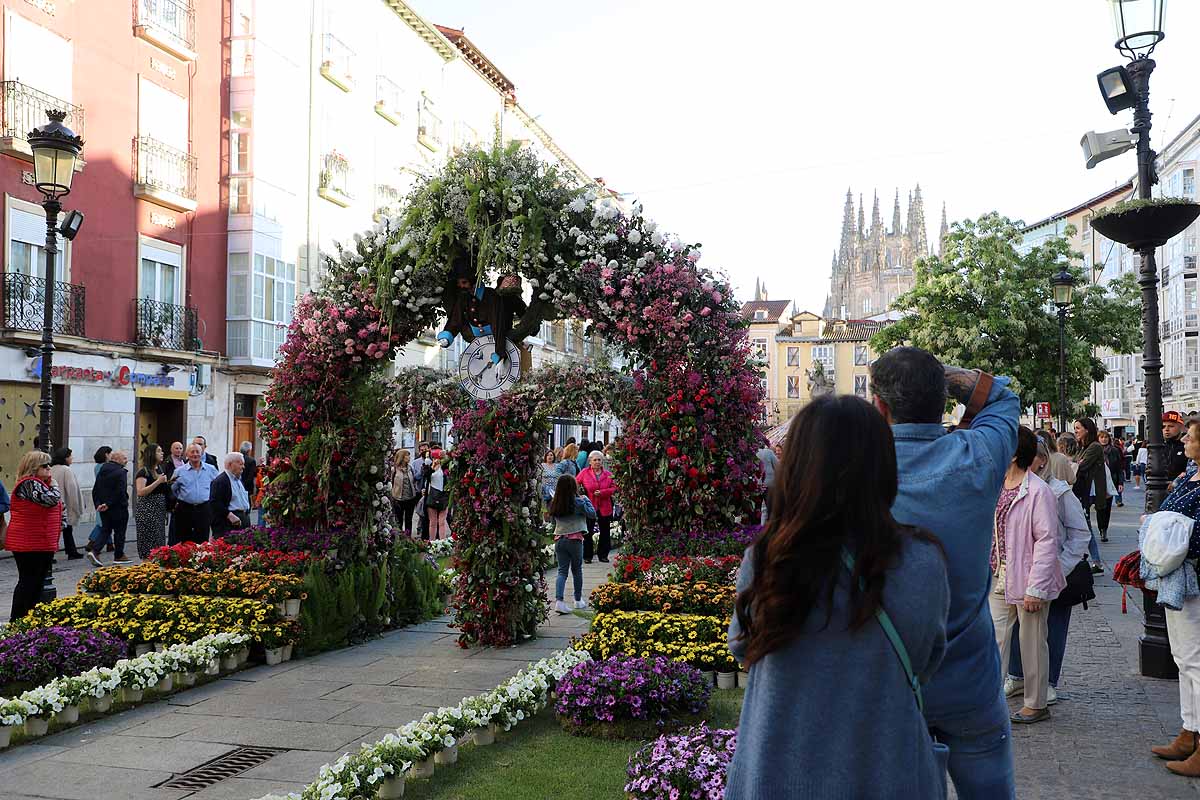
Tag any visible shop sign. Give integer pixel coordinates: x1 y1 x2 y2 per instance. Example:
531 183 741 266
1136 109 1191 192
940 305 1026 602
26 357 176 388
1035 402 1051 420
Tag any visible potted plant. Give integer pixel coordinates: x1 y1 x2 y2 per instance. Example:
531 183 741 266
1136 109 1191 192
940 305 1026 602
0 698 34 747
1091 196 1200 251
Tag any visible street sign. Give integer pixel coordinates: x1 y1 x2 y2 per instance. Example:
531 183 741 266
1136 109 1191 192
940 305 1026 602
1035 402 1051 420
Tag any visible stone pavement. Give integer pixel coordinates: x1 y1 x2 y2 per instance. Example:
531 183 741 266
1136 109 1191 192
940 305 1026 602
1006 482 1200 798
0 552 611 800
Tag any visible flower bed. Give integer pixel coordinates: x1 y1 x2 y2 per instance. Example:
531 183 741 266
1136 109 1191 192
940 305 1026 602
612 554 742 587
78 564 305 603
624 526 759 558
147 539 319 575
577 611 736 672
0 627 126 693
224 525 337 553
12 595 296 647
555 655 710 739
626 723 737 800
590 581 734 616
249 648 593 800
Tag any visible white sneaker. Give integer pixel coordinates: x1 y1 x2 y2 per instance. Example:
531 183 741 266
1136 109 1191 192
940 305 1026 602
574 600 588 610
1003 677 1024 698
554 600 570 615
85 551 102 568
1047 685 1058 706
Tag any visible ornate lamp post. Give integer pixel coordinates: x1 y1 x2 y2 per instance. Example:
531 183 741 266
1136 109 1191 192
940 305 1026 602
26 110 83 605
1051 268 1075 434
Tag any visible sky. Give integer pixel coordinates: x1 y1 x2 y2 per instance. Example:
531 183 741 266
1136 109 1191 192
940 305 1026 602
416 0 1200 314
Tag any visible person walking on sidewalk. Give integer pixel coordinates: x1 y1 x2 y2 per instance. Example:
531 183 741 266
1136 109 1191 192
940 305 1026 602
1135 439 1148 489
87 446 112 552
988 427 1065 726
49 447 83 560
6 451 62 620
547 473 596 615
1099 430 1125 510
1071 418 1109 574
1150 417 1200 776
88 451 131 566
425 454 451 541
726 394 950 800
869 347 1019 799
1006 438 1093 708
578 450 616 564
391 449 419 534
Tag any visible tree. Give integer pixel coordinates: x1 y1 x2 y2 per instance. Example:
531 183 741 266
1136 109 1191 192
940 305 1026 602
871 213 1142 413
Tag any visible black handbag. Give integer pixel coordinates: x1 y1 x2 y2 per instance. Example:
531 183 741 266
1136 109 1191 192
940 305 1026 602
426 486 448 511
1055 557 1096 609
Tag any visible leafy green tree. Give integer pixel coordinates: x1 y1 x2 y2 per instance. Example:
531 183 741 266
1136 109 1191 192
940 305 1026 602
871 213 1142 413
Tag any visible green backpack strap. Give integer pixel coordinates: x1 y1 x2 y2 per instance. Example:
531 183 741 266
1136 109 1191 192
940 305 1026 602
841 548 924 713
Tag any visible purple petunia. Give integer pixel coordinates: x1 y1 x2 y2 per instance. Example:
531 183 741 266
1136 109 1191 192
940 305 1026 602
555 655 710 730
626 723 737 800
0 626 127 688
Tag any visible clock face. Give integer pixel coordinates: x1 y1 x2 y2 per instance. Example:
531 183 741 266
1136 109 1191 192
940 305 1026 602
458 335 522 400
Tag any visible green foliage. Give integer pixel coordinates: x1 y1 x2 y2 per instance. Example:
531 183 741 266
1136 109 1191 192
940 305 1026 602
1095 196 1197 219
871 213 1142 410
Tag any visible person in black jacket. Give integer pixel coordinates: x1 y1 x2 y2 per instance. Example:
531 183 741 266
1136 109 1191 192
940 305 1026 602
209 452 251 539
87 451 131 566
1165 411 1190 485
192 435 219 469
239 441 258 521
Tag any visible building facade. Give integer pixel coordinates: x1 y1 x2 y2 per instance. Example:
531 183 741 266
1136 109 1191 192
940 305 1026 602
0 0 227 504
824 186 935 320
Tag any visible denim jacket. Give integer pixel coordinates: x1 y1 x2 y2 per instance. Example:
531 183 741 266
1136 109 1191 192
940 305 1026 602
890 375 1018 722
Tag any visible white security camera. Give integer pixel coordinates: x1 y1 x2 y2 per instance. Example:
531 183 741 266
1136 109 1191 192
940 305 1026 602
1081 129 1138 169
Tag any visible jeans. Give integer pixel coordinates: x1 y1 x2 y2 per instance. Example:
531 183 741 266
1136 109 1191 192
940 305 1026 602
90 508 129 558
554 537 584 602
926 692 1015 800
1007 601 1073 687
10 551 53 621
584 515 612 562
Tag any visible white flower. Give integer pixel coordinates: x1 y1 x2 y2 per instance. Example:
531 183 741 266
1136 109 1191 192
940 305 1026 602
651 231 664 246
627 229 642 244
575 235 588 246
569 197 587 213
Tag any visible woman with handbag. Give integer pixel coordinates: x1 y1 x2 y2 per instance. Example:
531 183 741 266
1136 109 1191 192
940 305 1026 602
1005 438 1093 707
391 450 419 534
1099 429 1125 512
425 455 451 541
1072 418 1109 574
727 395 950 800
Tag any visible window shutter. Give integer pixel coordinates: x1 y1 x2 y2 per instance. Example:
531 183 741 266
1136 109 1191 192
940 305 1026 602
8 207 62 248
138 78 188 151
141 240 182 267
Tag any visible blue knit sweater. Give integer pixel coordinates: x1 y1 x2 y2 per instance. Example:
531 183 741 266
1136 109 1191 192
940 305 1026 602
725 537 949 799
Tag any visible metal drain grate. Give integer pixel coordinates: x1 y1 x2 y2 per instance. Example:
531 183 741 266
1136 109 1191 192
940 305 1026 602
157 746 285 790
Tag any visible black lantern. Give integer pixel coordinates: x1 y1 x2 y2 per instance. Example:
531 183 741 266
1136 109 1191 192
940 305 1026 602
26 109 82 200
1108 0 1166 59
1051 268 1075 308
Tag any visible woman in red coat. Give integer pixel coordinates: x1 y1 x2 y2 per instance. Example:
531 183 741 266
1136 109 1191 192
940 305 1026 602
577 450 617 564
6 450 63 621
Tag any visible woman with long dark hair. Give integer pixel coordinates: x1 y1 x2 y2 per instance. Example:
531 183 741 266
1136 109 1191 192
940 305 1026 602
133 443 170 559
547 473 595 614
727 394 949 799
1071 417 1108 574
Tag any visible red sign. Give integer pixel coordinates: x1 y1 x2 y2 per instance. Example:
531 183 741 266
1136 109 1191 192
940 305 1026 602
1035 402 1051 420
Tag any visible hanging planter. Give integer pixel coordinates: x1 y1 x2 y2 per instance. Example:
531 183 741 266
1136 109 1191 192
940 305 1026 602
1091 198 1200 251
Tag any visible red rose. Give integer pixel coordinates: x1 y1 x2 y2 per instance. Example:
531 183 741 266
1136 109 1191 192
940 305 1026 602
667 447 679 458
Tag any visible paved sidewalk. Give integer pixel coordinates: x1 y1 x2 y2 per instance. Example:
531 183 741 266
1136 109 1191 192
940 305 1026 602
1006 483 1200 798
0 556 611 800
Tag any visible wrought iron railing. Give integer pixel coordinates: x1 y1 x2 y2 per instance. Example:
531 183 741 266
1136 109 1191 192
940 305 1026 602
135 136 197 201
137 0 195 50
319 152 352 198
134 298 198 350
1 272 86 336
1 81 85 141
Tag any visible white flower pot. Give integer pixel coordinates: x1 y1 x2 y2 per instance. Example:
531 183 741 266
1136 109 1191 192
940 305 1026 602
411 757 435 779
434 745 458 766
236 647 250 665
738 670 750 687
282 643 294 661
134 644 153 657
701 671 716 686
716 672 736 690
285 598 301 618
264 648 283 666
221 655 239 671
92 693 113 713
378 775 406 799
53 705 80 724
117 687 144 703
0 725 12 748
472 726 495 746
174 671 196 687
23 716 48 737
206 659 220 675
155 675 173 693
274 602 287 617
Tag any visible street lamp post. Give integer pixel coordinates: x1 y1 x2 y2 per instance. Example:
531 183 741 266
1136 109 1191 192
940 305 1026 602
1051 268 1075 434
26 109 83 605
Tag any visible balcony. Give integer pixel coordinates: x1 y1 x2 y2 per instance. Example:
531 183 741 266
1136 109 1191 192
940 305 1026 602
134 136 198 212
320 34 354 92
1 272 85 337
375 76 404 125
318 151 352 207
135 0 197 61
134 297 197 351
418 99 442 151
0 82 85 168
373 183 399 221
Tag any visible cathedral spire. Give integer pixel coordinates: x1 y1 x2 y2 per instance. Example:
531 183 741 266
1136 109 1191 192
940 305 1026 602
754 277 761 301
838 188 856 267
857 194 865 240
909 184 927 257
892 190 902 235
870 191 882 234
939 202 949 255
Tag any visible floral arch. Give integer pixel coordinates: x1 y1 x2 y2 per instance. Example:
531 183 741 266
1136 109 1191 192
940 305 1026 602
259 144 764 647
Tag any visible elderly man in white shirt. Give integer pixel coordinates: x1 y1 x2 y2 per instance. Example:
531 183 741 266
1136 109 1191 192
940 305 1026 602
209 452 251 539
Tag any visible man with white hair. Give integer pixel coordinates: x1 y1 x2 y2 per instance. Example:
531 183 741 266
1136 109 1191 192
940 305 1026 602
209 452 250 539
172 443 219 544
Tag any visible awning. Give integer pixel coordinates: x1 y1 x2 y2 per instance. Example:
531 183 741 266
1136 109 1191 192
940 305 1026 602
765 419 791 445
135 387 190 400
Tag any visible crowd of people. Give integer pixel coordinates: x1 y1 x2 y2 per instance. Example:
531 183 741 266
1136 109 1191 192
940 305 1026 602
0 435 261 622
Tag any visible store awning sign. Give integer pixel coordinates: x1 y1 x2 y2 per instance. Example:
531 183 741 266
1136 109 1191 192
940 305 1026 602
26 357 176 388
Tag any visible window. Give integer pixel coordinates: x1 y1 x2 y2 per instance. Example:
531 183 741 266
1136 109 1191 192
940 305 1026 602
229 0 253 75
139 239 182 306
812 345 834 367
138 77 188 152
753 309 766 320
861 296 872 315
253 254 295 322
6 201 65 280
418 95 442 151
4 12 72 101
752 338 768 363
1186 168 1196 198
854 375 868 398
1082 215 1091 241
854 344 868 366
228 250 295 361
786 346 799 367
786 375 800 398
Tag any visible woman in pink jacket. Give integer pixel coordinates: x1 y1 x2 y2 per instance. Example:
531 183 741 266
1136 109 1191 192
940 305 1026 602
989 426 1065 725
577 450 617 564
